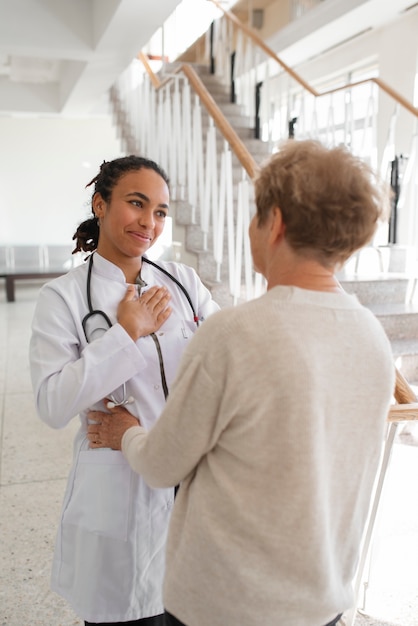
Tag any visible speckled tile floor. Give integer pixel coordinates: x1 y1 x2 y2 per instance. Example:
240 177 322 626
1 283 418 626
0 284 82 625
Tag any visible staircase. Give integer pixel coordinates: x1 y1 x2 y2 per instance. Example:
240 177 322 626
340 271 418 386
155 63 418 388
165 63 270 307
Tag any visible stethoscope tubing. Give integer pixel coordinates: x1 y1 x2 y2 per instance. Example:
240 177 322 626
81 253 198 405
142 256 199 325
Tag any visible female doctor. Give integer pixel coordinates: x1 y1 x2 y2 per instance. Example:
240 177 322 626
29 155 220 626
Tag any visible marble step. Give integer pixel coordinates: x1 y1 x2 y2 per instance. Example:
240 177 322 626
363 302 418 385
340 274 414 306
366 302 418 341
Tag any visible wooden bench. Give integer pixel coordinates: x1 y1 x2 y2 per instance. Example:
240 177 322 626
0 245 80 302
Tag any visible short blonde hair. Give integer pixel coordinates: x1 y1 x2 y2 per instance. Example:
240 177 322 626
254 139 391 266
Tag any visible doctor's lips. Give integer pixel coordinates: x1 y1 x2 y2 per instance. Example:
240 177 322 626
129 231 153 242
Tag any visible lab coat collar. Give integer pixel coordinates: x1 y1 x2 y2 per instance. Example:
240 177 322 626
92 252 159 285
92 253 131 284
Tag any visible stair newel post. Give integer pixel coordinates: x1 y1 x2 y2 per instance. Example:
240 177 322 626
209 21 215 75
310 96 319 144
389 155 402 244
194 95 205 226
230 51 236 104
233 181 243 304
344 82 354 149
162 84 172 178
213 143 226 283
288 116 298 139
183 80 192 205
255 80 263 140
171 78 181 200
226 153 236 297
326 92 336 146
241 176 253 301
155 89 163 168
202 119 217 252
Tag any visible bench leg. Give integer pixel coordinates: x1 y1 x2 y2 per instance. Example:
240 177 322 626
5 276 15 302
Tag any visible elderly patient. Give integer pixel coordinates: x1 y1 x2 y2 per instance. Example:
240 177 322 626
88 139 395 626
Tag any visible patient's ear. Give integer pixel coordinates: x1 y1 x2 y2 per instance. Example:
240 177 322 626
268 207 285 245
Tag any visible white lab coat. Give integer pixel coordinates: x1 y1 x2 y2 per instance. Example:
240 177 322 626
29 253 220 623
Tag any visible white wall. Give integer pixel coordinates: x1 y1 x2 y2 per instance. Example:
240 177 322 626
0 116 123 246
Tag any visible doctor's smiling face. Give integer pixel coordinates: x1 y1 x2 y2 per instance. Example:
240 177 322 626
93 167 170 267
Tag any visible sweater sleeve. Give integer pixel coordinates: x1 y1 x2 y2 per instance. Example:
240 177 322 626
121 315 227 487
30 282 147 428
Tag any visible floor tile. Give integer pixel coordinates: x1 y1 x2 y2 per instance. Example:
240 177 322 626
1 391 79 486
0 480 82 625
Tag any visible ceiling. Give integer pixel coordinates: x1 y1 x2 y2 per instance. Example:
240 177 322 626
0 0 182 117
270 0 418 68
0 0 416 118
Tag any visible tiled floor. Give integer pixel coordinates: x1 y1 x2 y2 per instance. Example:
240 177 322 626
1 282 418 626
0 283 81 625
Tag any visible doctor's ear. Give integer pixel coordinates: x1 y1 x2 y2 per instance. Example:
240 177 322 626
92 193 106 218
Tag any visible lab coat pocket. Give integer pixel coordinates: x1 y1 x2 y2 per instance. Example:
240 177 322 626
62 450 132 541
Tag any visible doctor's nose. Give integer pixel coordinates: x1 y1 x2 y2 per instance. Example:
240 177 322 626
139 208 155 228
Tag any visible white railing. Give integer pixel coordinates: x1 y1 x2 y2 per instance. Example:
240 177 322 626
110 3 418 303
211 14 379 158
111 54 418 303
290 0 325 20
111 60 263 306
207 10 418 257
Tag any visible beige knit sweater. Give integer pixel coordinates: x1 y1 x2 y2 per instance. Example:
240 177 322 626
122 286 395 626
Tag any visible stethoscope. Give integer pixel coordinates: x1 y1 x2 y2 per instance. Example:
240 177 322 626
81 252 199 407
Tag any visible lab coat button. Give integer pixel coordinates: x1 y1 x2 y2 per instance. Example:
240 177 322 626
154 385 160 390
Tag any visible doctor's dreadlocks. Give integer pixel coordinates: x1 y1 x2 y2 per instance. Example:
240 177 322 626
72 155 170 255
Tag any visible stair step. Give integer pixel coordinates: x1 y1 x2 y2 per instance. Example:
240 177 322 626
367 303 418 342
364 302 418 385
202 83 230 96
340 274 412 305
200 133 270 160
391 338 418 358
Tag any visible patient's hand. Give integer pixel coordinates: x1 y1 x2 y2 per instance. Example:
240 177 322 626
87 402 140 450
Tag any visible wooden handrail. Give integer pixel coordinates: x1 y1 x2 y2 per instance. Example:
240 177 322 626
209 0 418 118
180 64 259 179
319 77 418 117
388 367 418 421
393 366 417 404
137 53 259 179
138 51 161 89
136 56 418 415
388 403 418 422
209 0 316 96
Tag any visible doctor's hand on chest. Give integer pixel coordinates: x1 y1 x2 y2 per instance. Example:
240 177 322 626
117 284 172 341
